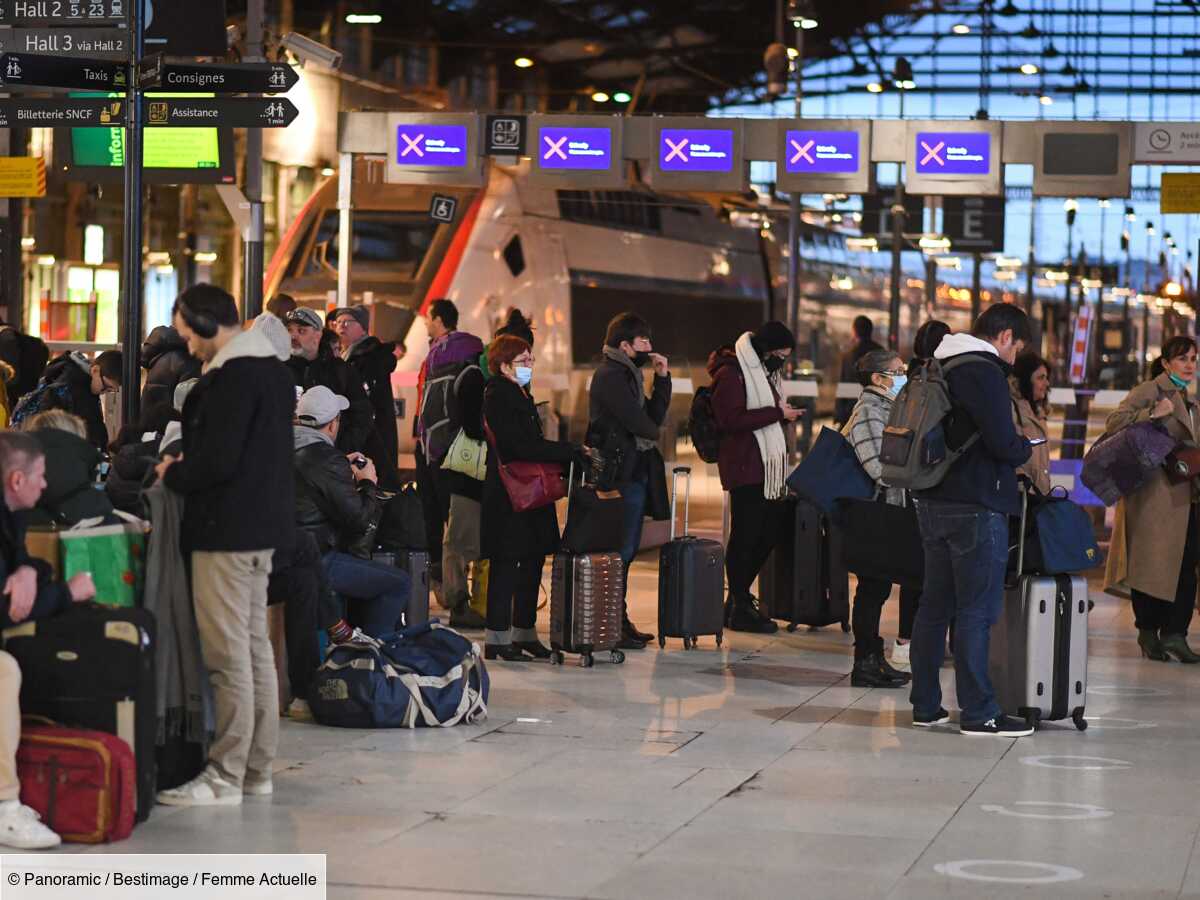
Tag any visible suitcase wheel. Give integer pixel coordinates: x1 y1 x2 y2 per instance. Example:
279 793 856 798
609 650 625 665
580 653 594 668
1022 709 1042 731
715 632 723 648
683 636 695 650
550 651 564 666
841 620 851 633
1073 709 1088 731
787 623 798 633
658 636 666 649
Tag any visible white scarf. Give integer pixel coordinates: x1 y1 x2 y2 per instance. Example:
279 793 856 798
734 332 788 499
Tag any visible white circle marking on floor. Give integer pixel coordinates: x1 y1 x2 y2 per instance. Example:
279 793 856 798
1020 755 1132 771
934 860 1085 884
979 801 1114 820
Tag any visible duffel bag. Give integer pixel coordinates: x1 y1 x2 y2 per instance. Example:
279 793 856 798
833 496 924 587
786 427 875 516
1014 486 1101 575
1080 421 1177 507
309 621 488 728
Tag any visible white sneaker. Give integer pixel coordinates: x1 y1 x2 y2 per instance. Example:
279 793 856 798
156 767 242 807
0 799 61 850
243 776 274 797
286 698 313 721
890 640 911 671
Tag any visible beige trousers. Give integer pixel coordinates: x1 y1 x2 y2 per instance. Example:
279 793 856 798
192 550 277 787
443 494 481 609
0 651 19 801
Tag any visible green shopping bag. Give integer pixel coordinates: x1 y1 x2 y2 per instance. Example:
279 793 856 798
59 521 147 608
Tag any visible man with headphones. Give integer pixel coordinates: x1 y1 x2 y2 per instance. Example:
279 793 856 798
154 284 296 808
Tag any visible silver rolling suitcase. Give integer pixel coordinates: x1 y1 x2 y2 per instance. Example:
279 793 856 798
989 486 1089 731
549 552 626 668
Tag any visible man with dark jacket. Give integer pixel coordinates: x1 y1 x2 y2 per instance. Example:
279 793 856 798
155 284 295 807
834 315 883 426
587 312 670 649
330 305 400 488
0 431 95 849
285 307 374 454
140 326 200 412
0 324 48 408
21 350 122 450
293 386 408 637
911 303 1034 738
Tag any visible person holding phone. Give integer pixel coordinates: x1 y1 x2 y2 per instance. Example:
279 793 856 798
1010 352 1052 495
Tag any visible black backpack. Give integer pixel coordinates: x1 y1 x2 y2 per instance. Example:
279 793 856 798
688 385 722 464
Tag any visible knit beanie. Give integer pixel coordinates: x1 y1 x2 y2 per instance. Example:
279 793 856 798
750 320 796 357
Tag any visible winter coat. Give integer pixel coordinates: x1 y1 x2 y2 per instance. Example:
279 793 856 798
841 386 905 506
287 346 375 454
140 326 200 412
0 494 70 629
344 336 399 485
38 353 108 451
163 326 296 554
480 377 577 561
1010 378 1051 496
587 352 671 486
707 347 784 491
1103 372 1200 602
26 427 116 527
835 337 883 424
106 435 162 515
915 334 1031 516
293 426 381 555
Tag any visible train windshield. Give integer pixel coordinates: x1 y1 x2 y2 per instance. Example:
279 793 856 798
302 210 438 279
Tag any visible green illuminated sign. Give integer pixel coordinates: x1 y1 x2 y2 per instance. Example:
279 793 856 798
70 92 221 170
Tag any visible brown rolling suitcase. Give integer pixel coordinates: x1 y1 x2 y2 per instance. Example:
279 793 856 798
549 552 626 668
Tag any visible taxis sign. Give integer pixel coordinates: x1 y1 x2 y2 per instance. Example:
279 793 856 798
0 156 45 197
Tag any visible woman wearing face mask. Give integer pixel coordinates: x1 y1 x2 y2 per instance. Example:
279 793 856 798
1105 335 1200 663
1011 352 1052 495
708 321 803 632
480 335 585 661
840 350 917 687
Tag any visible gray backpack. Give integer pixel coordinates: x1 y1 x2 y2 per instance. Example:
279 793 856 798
879 356 987 490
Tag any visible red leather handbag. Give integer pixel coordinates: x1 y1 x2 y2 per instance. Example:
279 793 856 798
484 422 566 512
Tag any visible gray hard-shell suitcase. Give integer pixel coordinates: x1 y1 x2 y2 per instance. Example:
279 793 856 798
549 552 626 668
371 549 430 627
989 486 1089 731
658 466 724 649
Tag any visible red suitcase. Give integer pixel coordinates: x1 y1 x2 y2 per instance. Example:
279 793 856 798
17 720 137 843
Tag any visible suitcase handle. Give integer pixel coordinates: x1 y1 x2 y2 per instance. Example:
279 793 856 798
670 466 692 541
1014 477 1031 581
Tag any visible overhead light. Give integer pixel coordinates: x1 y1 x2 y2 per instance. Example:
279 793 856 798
797 16 818 29
1039 94 1053 105
146 251 171 265
194 251 218 264
1146 222 1156 235
919 235 951 252
1081 278 1103 289
847 236 879 251
829 276 855 291
866 81 884 93
1111 287 1133 297
1044 269 1069 282
514 57 534 68
19 236 34 249
613 91 631 103
994 256 1023 269
1063 198 1079 212
320 166 335 177
994 269 1017 281
787 0 818 29
1020 62 1039 75
36 255 55 267
591 91 609 102
1098 199 1111 208
893 56 914 90
1125 205 1136 221
935 256 962 270
830 213 843 223
786 47 799 59
1165 280 1184 297
951 23 970 34
155 264 175 276
345 13 381 24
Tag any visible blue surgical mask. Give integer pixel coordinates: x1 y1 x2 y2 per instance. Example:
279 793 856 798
514 366 533 386
887 374 907 398
1169 372 1190 390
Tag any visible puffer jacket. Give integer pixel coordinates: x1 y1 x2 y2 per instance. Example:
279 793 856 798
840 386 905 506
26 427 116 527
293 426 381 555
36 353 108 451
140 326 200 411
344 335 399 486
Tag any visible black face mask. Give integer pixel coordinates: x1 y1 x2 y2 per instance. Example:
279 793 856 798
631 350 651 368
764 356 786 374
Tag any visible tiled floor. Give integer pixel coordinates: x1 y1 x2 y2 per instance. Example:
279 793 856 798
78 542 1200 900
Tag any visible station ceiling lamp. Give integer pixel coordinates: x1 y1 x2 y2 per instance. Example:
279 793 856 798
345 13 381 24
1019 62 1039 75
951 23 970 34
866 81 884 93
591 90 610 102
893 57 915 90
514 57 534 68
787 0 819 30
1039 94 1053 105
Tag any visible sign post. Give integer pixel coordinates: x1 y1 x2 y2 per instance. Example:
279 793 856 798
120 0 143 426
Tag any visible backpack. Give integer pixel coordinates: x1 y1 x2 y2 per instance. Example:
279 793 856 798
14 332 49 397
418 361 479 464
10 380 73 429
878 356 988 490
688 385 722 464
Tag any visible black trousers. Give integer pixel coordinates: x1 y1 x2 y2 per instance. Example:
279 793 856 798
726 484 789 597
898 585 921 641
1131 505 1198 638
414 446 452 574
485 555 544 642
267 532 339 700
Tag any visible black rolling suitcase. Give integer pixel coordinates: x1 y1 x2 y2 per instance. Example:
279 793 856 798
2 604 157 822
759 496 850 633
371 549 430 626
658 466 724 649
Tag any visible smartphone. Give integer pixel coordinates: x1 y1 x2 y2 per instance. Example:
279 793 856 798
1028 437 1047 446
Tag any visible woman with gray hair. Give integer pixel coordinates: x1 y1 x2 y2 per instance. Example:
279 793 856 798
20 409 117 527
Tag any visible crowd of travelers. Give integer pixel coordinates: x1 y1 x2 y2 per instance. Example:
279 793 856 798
0 287 1194 851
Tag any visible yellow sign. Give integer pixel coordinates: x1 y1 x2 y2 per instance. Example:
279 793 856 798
1161 172 1200 213
0 157 46 198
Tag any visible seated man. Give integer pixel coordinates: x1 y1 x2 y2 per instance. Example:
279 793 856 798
293 386 409 636
0 431 96 849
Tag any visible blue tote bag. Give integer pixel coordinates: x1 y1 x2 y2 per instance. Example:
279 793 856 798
786 426 876 516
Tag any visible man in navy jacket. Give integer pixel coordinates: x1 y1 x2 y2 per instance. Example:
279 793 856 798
912 304 1034 738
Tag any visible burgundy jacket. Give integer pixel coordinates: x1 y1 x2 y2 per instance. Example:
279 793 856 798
708 347 784 491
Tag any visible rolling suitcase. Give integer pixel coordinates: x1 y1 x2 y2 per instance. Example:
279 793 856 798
989 485 1089 731
2 605 157 822
759 496 851 633
658 466 724 649
372 549 430 626
549 552 626 668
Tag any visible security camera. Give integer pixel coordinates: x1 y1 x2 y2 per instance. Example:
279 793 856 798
281 32 343 71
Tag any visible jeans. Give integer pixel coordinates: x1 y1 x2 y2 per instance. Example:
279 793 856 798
911 500 1008 725
1131 505 1199 638
726 484 789 597
616 479 648 570
485 555 544 645
323 551 409 638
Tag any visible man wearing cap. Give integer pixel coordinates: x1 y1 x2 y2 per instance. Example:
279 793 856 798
285 307 375 455
330 306 399 488
293 385 408 639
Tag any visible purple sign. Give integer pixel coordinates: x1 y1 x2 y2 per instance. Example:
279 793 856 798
914 131 991 176
785 129 860 174
393 123 468 167
538 126 612 170
659 128 734 173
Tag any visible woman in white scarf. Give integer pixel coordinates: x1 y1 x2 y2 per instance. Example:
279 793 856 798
707 321 802 632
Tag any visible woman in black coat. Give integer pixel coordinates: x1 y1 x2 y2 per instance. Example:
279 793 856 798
481 335 582 661
140 326 200 412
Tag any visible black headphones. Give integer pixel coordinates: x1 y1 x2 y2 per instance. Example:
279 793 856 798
177 293 218 339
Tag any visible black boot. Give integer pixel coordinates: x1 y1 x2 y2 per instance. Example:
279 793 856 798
623 616 654 644
874 638 912 684
513 640 552 659
851 652 908 688
727 595 779 634
484 644 529 661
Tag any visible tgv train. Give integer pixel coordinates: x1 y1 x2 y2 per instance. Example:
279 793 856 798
266 159 1052 447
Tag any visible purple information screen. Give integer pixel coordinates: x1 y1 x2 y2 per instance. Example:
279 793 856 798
914 131 991 175
393 123 468 167
659 128 734 173
785 129 860 174
538 126 612 170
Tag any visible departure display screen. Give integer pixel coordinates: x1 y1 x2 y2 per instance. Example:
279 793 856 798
393 123 469 167
914 131 991 176
659 128 735 173
538 125 612 170
784 129 860 174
